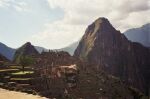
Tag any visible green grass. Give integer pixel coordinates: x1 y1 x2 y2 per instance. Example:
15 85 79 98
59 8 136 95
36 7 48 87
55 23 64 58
9 66 21 68
11 71 34 75
0 69 19 72
10 78 32 80
10 66 32 69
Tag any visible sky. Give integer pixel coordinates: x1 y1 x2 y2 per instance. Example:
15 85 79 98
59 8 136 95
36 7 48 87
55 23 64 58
0 0 149 49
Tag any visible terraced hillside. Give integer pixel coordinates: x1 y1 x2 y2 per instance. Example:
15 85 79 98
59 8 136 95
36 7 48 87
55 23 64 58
0 65 36 94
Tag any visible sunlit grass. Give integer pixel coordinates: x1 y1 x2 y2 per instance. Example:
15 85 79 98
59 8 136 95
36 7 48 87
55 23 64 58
10 66 32 69
10 78 32 80
9 66 20 68
0 69 19 72
11 71 34 75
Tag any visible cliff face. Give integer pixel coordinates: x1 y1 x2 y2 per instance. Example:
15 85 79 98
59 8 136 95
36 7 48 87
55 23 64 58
74 17 150 94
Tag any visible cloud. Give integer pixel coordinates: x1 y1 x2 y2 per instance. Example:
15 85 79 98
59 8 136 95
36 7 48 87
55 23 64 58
0 0 29 12
1 0 149 49
30 0 149 49
118 10 150 31
30 19 85 49
0 0 10 7
13 1 29 12
46 0 150 30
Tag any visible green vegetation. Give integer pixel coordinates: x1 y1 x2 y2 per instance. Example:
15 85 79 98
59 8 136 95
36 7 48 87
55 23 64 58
0 69 19 72
10 78 32 81
0 62 35 93
11 71 34 75
10 66 21 68
20 56 34 72
10 66 33 69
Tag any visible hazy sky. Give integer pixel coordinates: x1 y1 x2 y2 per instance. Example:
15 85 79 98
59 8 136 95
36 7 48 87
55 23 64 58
0 0 149 49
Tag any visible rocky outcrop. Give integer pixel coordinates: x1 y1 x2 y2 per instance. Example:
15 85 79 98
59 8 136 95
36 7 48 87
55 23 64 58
13 42 39 63
74 17 150 94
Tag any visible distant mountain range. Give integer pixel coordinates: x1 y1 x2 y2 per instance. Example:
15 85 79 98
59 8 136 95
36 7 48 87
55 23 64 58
0 53 9 62
0 42 15 61
34 46 48 53
0 23 149 61
34 41 79 55
0 41 79 61
124 23 150 47
56 41 79 55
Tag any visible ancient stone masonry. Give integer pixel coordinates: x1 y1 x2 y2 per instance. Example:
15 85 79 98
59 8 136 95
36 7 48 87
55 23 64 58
33 51 79 98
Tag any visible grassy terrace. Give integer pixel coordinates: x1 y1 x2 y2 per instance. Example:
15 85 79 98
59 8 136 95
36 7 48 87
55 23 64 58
11 71 34 75
0 64 36 95
10 66 32 69
10 78 32 81
9 66 21 68
0 69 19 72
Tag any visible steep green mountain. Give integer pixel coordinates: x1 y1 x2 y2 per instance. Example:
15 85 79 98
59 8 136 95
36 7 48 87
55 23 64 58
13 42 39 64
74 17 150 95
124 23 150 47
0 42 16 61
0 41 78 61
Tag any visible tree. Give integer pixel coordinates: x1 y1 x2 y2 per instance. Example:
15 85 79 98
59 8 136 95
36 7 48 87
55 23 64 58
20 56 34 72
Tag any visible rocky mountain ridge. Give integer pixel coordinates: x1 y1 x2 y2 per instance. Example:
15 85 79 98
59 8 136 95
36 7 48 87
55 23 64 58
74 17 150 95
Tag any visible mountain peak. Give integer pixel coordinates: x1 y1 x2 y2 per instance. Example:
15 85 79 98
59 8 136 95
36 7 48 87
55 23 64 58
93 17 111 28
13 42 39 63
74 17 150 94
0 42 16 61
87 17 116 36
75 17 119 60
24 42 32 46
94 17 109 24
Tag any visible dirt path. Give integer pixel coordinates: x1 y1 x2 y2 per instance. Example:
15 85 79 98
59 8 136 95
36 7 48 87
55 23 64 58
0 88 47 99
